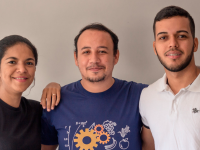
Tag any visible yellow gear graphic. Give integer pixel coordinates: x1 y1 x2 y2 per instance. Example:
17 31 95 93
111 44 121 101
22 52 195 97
97 131 111 144
74 128 99 150
94 124 104 134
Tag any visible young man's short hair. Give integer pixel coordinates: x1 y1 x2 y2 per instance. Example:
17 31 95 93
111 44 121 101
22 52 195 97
153 6 195 38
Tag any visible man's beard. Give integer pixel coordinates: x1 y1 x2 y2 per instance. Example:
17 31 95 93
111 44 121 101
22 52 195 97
155 46 194 72
85 74 106 82
80 63 106 82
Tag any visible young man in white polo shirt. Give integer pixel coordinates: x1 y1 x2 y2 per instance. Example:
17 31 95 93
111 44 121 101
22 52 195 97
140 6 200 150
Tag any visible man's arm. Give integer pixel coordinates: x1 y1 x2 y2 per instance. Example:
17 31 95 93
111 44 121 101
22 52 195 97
141 126 155 150
41 144 58 150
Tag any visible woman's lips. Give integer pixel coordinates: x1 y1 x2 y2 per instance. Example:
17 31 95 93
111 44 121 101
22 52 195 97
13 77 28 82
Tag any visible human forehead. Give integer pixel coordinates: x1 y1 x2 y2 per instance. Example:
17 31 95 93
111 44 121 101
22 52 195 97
3 43 34 59
77 29 113 48
155 16 191 35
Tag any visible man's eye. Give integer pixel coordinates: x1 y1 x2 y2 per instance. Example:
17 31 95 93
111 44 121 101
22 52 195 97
8 61 16 64
83 51 90 54
99 51 106 53
159 36 166 40
179 35 187 38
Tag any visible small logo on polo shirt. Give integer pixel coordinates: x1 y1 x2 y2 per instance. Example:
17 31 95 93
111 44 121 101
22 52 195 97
192 108 199 113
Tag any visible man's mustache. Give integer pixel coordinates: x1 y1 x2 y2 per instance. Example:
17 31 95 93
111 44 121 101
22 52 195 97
86 64 105 70
164 47 183 55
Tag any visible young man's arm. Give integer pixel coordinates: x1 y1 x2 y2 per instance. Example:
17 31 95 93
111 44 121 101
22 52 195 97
141 126 155 150
41 144 58 150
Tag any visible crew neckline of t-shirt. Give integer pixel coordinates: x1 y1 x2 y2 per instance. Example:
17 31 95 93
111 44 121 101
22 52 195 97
0 98 22 111
77 78 121 98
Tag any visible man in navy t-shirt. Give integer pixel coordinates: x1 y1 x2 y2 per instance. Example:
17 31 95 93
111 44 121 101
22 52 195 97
41 23 147 150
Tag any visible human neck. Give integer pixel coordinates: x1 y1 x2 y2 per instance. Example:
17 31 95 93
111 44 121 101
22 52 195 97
0 87 22 108
80 77 115 93
166 63 200 95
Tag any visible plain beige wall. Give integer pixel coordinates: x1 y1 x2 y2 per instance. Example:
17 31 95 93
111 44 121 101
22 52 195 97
0 0 199 101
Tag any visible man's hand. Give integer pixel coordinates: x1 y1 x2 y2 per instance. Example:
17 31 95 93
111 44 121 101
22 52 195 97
40 82 61 112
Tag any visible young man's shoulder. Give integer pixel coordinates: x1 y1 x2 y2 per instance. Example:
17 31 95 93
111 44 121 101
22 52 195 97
139 74 166 112
141 75 164 95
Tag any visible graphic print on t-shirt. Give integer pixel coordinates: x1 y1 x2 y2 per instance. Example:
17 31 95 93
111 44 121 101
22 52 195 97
63 120 130 150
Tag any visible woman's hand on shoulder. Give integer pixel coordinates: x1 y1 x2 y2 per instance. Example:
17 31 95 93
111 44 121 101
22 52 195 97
40 82 61 112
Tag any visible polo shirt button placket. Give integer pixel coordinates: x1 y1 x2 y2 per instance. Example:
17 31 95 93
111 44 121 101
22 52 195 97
170 93 180 121
167 93 179 149
171 99 178 120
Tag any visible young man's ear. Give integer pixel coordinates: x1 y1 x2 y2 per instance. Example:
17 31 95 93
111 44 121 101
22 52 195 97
193 38 199 52
153 41 157 55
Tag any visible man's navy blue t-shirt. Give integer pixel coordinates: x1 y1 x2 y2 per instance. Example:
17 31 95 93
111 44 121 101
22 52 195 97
41 78 147 150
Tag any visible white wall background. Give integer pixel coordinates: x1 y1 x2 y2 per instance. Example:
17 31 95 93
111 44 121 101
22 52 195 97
0 0 199 101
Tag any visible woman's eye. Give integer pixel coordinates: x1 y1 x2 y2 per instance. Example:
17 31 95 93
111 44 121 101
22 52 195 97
26 62 34 65
8 61 16 64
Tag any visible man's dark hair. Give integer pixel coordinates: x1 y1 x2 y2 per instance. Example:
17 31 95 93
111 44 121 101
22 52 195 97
74 23 119 56
153 6 195 38
0 35 38 65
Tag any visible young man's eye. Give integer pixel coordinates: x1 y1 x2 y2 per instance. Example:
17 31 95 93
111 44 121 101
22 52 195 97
179 35 187 38
159 36 166 40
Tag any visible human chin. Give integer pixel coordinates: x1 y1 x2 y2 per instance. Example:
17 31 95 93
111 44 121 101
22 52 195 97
13 79 34 93
11 85 29 93
157 48 194 72
85 74 106 82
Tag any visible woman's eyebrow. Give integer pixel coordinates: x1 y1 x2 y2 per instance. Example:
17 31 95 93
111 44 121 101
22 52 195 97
26 58 35 61
5 57 17 60
5 57 35 61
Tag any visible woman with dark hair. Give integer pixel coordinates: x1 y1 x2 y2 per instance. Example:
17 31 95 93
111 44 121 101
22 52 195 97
0 35 60 150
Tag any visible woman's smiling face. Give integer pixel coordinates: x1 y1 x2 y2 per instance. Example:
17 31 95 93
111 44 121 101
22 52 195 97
0 43 36 94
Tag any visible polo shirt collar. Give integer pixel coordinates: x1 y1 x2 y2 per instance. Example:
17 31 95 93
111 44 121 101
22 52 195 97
156 73 200 93
187 73 200 92
156 74 169 92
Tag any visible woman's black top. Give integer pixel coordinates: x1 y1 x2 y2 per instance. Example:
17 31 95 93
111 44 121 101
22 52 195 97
0 97 42 150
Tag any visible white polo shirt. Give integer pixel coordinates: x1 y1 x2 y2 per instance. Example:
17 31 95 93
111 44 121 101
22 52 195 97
139 74 200 150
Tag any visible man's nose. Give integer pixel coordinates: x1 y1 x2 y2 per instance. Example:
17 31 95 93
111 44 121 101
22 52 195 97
169 36 179 48
89 52 100 63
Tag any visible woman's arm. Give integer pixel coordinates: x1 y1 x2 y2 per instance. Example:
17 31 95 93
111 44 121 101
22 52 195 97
40 82 61 111
41 144 58 150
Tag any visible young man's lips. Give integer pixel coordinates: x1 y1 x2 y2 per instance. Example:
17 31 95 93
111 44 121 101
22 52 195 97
165 51 182 59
